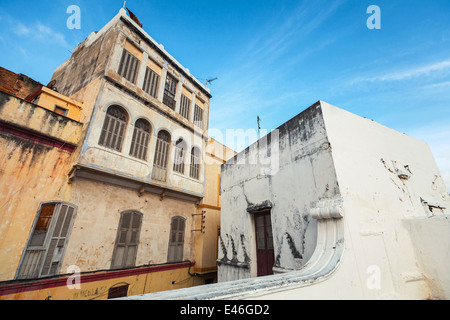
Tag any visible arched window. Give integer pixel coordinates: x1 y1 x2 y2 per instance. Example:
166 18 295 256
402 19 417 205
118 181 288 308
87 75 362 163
129 119 151 161
111 211 142 269
152 130 171 182
173 139 186 174
99 105 128 151
167 216 186 263
189 147 201 180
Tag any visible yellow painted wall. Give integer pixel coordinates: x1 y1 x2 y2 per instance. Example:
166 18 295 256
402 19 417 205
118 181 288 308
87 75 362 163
0 94 83 281
193 139 236 277
0 263 201 300
36 87 83 122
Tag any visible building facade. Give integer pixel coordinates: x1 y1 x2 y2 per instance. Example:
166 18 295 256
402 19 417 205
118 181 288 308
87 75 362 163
0 8 231 300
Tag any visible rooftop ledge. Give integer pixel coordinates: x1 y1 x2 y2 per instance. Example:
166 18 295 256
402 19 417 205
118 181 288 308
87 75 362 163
116 198 345 300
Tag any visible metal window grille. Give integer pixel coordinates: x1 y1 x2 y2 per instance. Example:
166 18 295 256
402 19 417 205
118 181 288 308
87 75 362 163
179 94 191 120
118 49 140 84
111 211 142 269
16 203 76 280
99 106 128 152
152 131 171 182
189 147 201 180
129 119 151 161
167 216 185 263
193 104 203 129
163 74 177 110
142 67 160 98
173 139 186 174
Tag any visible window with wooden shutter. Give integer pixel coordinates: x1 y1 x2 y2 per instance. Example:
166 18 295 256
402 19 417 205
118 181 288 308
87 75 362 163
129 119 151 161
193 104 203 129
167 216 186 263
118 49 140 84
189 147 201 180
151 130 171 182
179 94 191 120
142 67 160 98
173 139 186 174
99 105 128 152
163 74 177 110
16 203 77 280
111 211 142 269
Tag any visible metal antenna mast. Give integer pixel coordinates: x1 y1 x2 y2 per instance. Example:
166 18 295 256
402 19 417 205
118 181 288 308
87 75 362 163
257 116 261 140
205 77 218 86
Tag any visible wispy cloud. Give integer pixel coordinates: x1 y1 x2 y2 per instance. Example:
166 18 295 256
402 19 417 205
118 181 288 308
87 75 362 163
0 12 71 50
35 22 70 48
239 0 347 69
14 22 30 36
211 0 348 134
350 58 450 84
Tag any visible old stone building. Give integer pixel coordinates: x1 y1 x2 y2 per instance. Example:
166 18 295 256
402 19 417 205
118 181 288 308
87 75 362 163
122 101 450 300
0 8 234 300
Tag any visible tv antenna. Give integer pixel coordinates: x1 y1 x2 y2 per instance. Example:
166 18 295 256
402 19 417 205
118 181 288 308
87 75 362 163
257 116 261 140
205 77 218 86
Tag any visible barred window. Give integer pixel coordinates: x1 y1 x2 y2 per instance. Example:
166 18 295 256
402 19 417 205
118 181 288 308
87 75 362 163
193 104 203 129
142 67 160 98
167 216 186 263
189 147 201 180
163 74 177 110
16 203 77 280
179 94 191 120
111 211 142 269
173 139 186 174
152 130 171 182
129 119 151 161
118 49 140 84
99 105 128 152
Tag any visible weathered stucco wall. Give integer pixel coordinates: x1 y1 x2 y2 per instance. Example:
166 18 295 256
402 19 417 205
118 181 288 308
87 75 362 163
51 18 119 98
317 101 450 299
60 178 196 273
218 102 340 282
0 93 82 281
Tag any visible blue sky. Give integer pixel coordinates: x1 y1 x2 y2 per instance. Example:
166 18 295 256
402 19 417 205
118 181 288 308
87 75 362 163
0 0 449 190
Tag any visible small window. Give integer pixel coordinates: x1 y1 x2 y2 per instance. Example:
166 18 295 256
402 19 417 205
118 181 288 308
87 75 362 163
163 74 177 110
173 139 186 174
111 211 142 269
179 94 191 120
193 104 203 129
54 105 68 116
99 105 128 152
118 49 140 84
129 119 151 161
167 216 186 263
152 130 171 182
16 203 77 280
189 147 201 180
108 284 129 299
143 67 160 98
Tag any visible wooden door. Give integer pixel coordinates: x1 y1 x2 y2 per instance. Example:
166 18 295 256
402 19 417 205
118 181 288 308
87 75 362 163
255 211 274 277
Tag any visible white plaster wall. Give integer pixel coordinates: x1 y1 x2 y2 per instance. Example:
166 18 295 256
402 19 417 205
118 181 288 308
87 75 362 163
219 104 340 282
230 101 450 300
318 101 449 299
